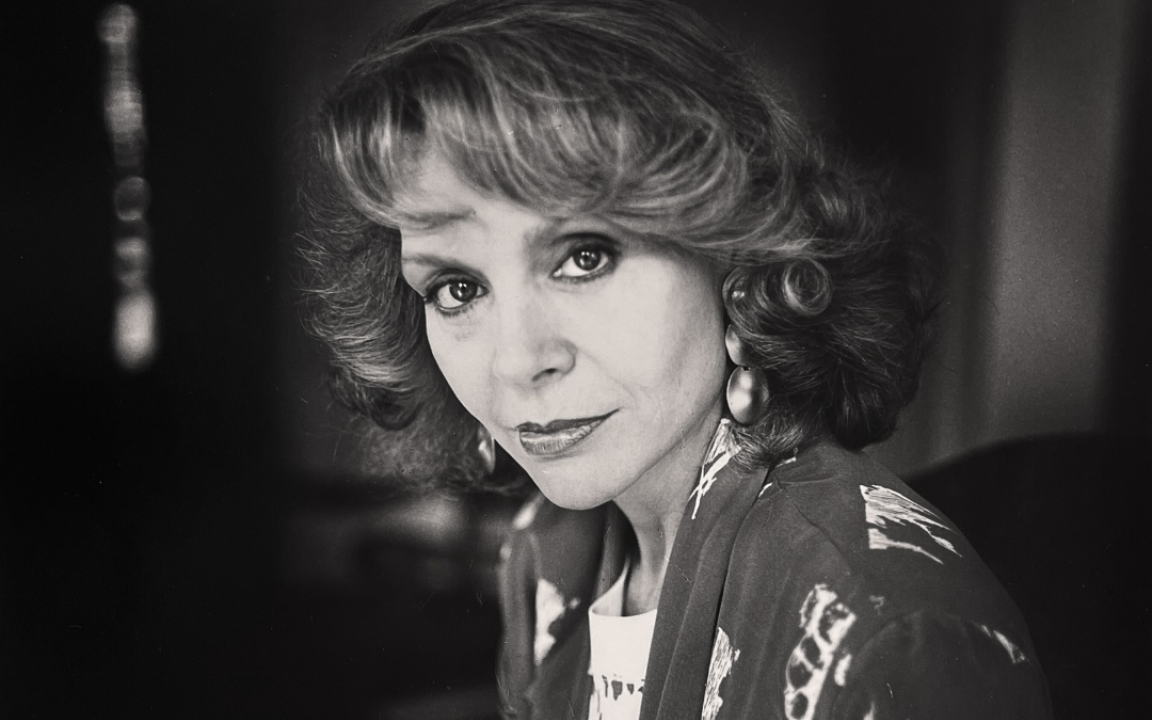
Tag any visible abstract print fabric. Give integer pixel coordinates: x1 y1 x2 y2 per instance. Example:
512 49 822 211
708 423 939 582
496 432 1053 720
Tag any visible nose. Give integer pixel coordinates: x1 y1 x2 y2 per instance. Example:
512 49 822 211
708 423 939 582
490 288 575 390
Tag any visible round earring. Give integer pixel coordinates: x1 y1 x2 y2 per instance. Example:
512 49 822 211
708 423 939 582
476 424 496 475
724 325 769 425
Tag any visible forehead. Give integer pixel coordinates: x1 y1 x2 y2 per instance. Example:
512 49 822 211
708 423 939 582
395 152 485 229
394 150 679 256
397 151 569 260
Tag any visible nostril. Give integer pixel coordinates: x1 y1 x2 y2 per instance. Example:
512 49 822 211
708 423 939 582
533 366 562 382
491 339 576 388
490 300 576 387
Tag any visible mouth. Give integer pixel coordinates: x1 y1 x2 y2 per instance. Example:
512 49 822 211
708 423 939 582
516 411 616 457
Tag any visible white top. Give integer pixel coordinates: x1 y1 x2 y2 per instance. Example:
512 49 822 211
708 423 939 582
586 564 658 720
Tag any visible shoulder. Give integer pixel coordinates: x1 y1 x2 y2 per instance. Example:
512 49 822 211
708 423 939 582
711 443 1051 718
822 607 1052 719
736 442 1024 627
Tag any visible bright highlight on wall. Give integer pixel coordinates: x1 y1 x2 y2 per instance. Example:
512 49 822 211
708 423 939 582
101 4 158 371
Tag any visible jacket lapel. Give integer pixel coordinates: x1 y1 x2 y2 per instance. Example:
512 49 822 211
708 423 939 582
526 504 631 719
642 423 768 720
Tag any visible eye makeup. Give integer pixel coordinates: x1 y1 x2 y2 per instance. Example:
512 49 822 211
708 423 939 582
549 234 621 284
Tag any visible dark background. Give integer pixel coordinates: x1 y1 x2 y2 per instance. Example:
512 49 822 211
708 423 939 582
1 0 1148 718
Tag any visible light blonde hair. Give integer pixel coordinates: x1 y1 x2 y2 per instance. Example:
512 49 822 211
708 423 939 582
303 0 939 488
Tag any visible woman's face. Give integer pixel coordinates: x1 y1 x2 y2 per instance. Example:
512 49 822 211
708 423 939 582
398 153 727 511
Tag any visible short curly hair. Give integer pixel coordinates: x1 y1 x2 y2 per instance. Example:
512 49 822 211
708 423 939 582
301 0 939 489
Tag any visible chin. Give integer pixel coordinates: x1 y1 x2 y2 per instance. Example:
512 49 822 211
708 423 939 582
520 458 630 511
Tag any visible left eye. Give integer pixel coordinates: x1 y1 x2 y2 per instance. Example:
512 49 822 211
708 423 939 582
425 278 487 314
554 247 610 278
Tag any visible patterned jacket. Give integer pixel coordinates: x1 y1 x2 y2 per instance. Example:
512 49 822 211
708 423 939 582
496 426 1053 720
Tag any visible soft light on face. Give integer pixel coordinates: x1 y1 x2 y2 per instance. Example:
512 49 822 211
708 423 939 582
398 153 728 511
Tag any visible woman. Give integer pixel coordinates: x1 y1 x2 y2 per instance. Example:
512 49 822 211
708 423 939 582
303 0 1053 718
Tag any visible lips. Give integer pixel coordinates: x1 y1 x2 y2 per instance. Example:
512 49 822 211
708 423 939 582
516 411 615 457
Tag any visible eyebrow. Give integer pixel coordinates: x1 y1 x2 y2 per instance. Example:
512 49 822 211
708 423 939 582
399 209 476 233
401 251 464 269
401 215 575 266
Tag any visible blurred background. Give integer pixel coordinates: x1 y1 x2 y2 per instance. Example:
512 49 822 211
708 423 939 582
1 0 1147 718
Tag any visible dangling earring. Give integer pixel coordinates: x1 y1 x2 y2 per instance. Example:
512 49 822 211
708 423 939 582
476 424 496 475
724 325 769 425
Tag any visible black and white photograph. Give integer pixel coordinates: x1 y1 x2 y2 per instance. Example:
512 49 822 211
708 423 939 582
2 0 1148 718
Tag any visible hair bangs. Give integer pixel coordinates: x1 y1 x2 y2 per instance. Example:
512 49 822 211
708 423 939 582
328 22 757 249
304 0 942 482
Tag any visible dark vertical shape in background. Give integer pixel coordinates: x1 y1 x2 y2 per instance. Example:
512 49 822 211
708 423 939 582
823 0 951 204
822 0 955 468
129 2 283 715
1108 2 1152 436
819 0 1011 471
1 1 126 714
1 1 283 717
937 0 1011 459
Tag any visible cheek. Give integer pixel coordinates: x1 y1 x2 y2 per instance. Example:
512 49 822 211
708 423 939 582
581 257 726 402
425 316 491 418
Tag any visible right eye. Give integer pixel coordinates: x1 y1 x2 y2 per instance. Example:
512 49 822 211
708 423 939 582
426 278 486 315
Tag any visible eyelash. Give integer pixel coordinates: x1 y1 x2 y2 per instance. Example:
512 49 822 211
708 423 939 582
552 239 618 283
421 277 485 318
421 238 620 318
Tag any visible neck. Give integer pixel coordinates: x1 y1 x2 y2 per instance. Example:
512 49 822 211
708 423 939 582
612 404 723 615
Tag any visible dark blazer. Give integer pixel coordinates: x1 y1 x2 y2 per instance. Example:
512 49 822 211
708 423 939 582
497 422 1053 720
